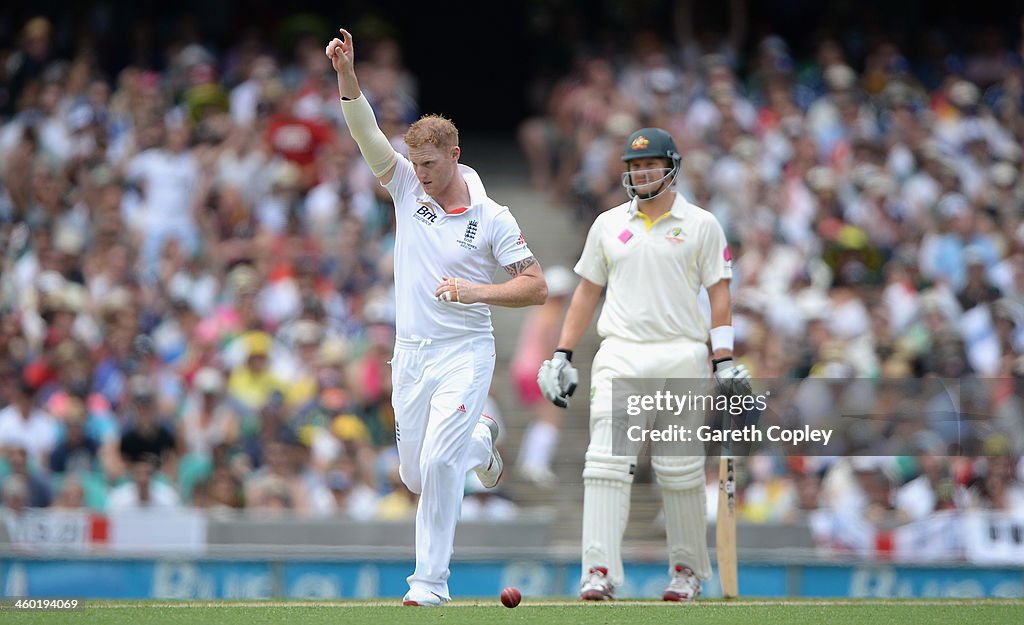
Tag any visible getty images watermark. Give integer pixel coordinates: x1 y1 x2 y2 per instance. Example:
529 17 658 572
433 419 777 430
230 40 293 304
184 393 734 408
624 389 833 447
609 377 1013 457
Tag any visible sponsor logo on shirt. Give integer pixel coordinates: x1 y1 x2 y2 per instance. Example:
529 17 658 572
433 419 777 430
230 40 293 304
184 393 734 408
415 201 438 225
515 231 526 246
458 219 479 250
618 229 634 244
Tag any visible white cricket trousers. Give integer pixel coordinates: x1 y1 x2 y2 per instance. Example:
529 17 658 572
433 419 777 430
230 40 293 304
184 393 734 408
582 336 712 588
391 333 496 600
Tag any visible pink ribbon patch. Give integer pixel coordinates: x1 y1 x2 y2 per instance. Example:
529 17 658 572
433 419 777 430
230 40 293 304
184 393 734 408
618 229 634 244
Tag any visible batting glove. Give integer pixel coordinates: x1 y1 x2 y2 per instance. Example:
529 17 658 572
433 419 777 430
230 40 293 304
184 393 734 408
714 359 752 397
538 351 578 408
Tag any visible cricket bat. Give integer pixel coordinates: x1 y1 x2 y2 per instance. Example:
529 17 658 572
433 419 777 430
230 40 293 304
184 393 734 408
716 454 738 598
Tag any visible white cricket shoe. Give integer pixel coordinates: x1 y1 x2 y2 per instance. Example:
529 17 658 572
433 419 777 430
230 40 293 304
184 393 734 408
662 564 701 602
474 415 503 488
579 566 614 601
402 587 448 607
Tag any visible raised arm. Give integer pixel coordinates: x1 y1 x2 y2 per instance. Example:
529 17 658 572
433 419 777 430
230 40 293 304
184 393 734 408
325 28 398 184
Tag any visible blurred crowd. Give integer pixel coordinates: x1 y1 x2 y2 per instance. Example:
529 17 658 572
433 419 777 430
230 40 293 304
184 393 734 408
0 5 1023 555
0 15 517 523
518 2 1024 538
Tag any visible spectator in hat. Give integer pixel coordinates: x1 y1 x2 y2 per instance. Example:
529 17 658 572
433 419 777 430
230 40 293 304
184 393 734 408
895 432 958 521
314 336 349 390
226 330 284 415
991 299 1024 369
277 319 324 408
151 297 200 367
47 339 94 400
323 468 358 518
330 412 378 486
178 366 239 459
807 64 859 155
958 247 1002 311
118 375 177 473
216 264 262 334
920 193 996 292
956 296 1013 382
685 73 758 142
963 452 1024 513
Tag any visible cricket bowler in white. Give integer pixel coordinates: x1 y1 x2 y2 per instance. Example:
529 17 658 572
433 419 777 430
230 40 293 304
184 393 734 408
538 128 750 601
327 29 547 606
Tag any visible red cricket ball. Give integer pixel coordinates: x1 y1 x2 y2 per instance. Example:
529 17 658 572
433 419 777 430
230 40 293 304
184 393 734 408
500 586 522 608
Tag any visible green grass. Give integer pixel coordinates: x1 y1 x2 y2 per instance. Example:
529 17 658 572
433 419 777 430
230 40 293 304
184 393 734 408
2 599 1023 625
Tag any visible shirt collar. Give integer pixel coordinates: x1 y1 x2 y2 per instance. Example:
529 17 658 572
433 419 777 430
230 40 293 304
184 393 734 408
459 164 487 208
627 192 687 219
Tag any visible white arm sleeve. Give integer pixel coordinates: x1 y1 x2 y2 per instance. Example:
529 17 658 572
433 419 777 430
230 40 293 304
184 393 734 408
339 94 397 178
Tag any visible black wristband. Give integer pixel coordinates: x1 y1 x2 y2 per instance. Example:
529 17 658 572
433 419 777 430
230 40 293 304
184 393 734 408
341 96 354 101
555 348 573 362
712 356 733 368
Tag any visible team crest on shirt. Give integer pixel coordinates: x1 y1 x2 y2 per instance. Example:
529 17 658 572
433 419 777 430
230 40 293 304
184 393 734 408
458 219 479 250
415 201 438 225
665 227 685 244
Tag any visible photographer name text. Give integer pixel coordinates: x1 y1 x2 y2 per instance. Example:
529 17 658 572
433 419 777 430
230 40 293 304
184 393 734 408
626 424 833 446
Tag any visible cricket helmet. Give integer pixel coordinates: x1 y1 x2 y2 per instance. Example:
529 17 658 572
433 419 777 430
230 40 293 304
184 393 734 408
621 128 680 200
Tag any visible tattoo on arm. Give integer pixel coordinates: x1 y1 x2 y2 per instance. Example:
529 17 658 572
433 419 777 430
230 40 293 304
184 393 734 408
503 256 537 277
